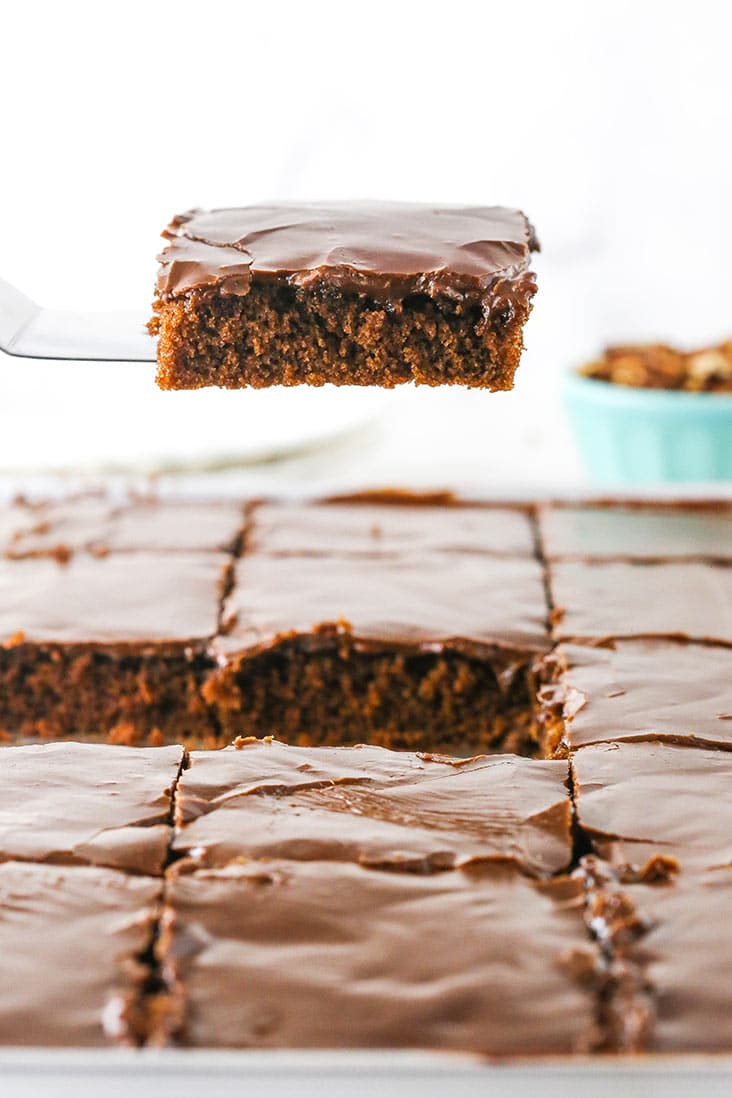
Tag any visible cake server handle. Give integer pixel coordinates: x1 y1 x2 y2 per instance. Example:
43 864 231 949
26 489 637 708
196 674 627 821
0 276 156 362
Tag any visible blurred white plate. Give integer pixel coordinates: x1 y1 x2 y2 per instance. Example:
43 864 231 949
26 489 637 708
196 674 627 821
0 358 386 473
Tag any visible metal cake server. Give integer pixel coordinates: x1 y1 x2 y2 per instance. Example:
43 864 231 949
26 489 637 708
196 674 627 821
0 276 155 361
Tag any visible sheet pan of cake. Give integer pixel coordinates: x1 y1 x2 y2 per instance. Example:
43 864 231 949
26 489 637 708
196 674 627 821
2 482 732 1096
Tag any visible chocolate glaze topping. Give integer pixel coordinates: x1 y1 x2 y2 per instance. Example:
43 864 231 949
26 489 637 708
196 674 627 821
0 743 184 875
3 496 244 558
173 739 573 877
162 861 600 1054
596 871 732 1052
249 501 535 557
2 495 110 560
549 560 732 646
0 861 161 1047
0 551 229 650
155 202 538 306
546 640 732 751
539 503 732 561
572 741 732 871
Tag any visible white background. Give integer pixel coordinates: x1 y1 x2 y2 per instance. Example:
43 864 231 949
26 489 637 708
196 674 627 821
1 0 731 488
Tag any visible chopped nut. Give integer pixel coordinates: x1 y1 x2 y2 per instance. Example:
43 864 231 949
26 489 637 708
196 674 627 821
581 338 732 392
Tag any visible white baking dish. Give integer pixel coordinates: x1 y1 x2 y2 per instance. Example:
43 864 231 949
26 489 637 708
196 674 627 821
3 1050 732 1098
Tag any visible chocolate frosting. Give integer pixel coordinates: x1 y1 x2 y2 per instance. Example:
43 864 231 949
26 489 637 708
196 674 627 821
0 551 229 650
3 496 244 558
214 551 550 660
173 739 573 877
249 501 535 557
547 640 732 751
103 500 243 554
155 202 538 306
539 503 732 561
572 741 732 871
549 560 732 646
2 495 110 559
597 871 732 1052
161 860 600 1054
0 861 160 1047
0 743 184 875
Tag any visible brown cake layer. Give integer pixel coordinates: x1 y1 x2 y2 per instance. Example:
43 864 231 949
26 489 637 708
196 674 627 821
205 640 543 755
0 550 229 743
150 203 538 390
206 546 550 753
3 494 732 750
0 495 553 751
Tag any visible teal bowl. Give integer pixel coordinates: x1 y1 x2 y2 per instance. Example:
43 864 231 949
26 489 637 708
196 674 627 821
563 372 732 483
